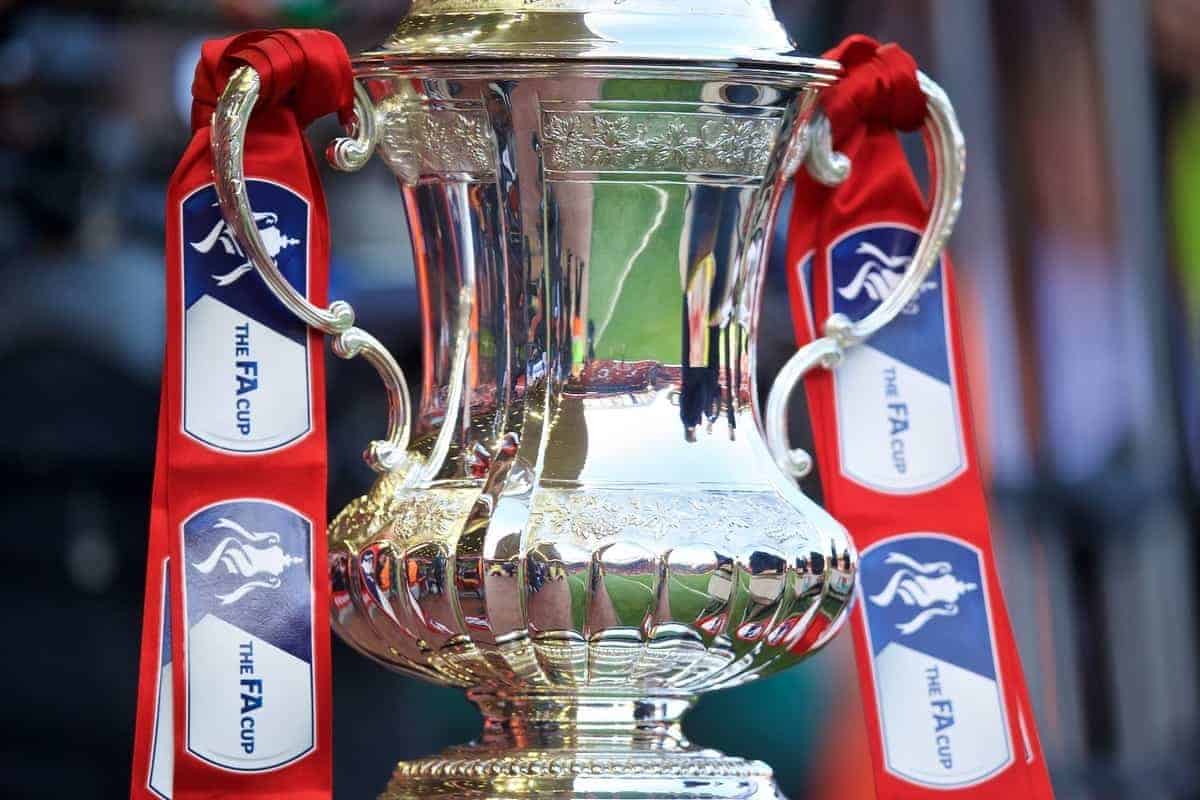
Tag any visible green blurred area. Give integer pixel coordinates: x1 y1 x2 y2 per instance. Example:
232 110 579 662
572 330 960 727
278 0 339 25
586 77 704 364
587 183 686 364
1169 99 1200 330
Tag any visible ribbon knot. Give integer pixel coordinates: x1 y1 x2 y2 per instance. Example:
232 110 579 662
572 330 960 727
822 35 926 137
190 29 354 132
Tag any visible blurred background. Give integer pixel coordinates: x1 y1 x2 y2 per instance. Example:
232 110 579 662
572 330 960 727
1 0 1198 797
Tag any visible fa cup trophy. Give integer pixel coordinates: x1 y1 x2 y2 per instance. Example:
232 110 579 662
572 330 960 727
207 2 963 797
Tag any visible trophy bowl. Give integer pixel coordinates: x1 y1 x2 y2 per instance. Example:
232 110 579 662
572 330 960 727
210 1 964 797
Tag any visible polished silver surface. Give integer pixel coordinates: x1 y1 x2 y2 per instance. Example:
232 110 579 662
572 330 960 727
765 336 844 480
368 0 840 69
328 79 381 173
212 65 413 472
326 61 856 799
804 111 851 187
377 693 782 799
208 3 965 797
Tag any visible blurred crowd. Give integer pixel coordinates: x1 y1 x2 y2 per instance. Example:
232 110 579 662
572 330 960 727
1 1 1199 798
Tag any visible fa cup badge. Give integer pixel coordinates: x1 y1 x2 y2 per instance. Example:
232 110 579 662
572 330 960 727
190 211 300 288
860 535 1014 789
181 500 317 773
189 517 305 605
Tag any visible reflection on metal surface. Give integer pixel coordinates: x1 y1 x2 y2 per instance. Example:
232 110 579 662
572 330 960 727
327 80 381 173
324 59 859 791
325 57 858 795
804 110 851 187
326 56 864 796
208 2 966 797
378 694 777 797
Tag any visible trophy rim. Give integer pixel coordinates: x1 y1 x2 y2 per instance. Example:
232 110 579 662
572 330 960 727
352 55 844 88
362 7 842 73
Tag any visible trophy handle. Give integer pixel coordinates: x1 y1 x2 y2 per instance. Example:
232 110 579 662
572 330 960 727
211 64 410 473
766 71 965 478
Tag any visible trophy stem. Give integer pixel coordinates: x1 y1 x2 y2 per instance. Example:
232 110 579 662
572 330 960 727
471 691 697 752
381 691 783 799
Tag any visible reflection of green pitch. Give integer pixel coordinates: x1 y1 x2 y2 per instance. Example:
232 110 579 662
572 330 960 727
562 571 714 632
588 183 685 364
589 571 724 629
597 572 657 627
670 573 712 597
587 78 703 365
567 572 587 631
666 573 717 623
818 593 845 617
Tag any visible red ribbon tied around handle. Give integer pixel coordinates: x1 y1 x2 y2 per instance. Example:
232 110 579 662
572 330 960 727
823 35 926 136
132 29 351 800
787 36 1057 800
190 29 354 131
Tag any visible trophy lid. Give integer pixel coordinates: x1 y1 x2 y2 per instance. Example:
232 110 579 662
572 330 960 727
366 0 837 70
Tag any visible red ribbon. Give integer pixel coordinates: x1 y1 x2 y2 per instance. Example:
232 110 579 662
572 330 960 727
823 37 926 135
787 36 1056 799
132 30 348 800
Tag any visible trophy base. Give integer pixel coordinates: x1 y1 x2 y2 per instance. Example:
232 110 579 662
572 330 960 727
380 692 784 800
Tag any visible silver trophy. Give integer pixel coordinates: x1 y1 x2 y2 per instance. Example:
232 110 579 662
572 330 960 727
211 1 964 797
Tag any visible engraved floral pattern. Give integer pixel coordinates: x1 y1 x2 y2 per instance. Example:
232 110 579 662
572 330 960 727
541 111 781 176
331 484 479 549
541 112 590 167
593 114 634 161
529 489 814 547
376 98 495 183
387 489 479 540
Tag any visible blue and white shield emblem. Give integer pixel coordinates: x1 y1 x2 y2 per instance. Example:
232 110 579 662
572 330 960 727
823 224 966 492
860 533 1012 788
181 499 315 772
181 180 311 454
